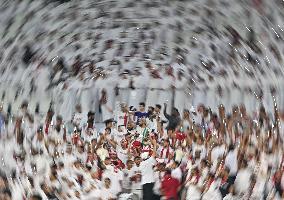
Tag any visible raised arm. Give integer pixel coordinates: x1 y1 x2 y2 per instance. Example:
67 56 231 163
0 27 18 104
163 103 170 119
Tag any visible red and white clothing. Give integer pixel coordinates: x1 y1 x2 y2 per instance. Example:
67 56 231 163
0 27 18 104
116 111 129 127
158 147 173 163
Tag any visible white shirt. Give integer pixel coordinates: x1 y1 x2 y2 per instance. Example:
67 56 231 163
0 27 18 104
122 168 132 190
171 167 182 182
116 144 128 164
141 156 157 184
100 187 116 200
102 165 123 195
234 168 252 194
186 185 201 200
224 149 238 175
131 165 142 190
116 111 128 126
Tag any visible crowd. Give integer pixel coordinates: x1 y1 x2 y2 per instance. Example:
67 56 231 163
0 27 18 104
0 99 284 200
1 0 284 120
1 0 284 199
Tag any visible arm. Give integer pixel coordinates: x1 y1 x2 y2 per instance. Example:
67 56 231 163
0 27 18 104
163 103 170 119
106 136 117 149
150 137 157 158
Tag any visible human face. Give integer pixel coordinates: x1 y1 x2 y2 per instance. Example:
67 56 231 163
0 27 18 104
139 104 145 112
134 157 141 166
104 178 111 188
121 140 128 149
126 161 133 169
154 106 160 113
164 140 169 148
183 110 189 119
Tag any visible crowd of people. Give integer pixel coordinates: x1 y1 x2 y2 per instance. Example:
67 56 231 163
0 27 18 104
0 99 284 200
1 0 284 120
1 0 284 199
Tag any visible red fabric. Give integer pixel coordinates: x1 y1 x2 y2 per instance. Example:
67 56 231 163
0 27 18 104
45 122 49 135
72 134 80 145
132 141 141 148
160 147 171 163
161 175 180 200
175 131 186 141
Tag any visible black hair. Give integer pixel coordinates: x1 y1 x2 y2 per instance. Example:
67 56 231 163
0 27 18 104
105 127 111 133
139 102 145 107
165 169 171 175
134 156 141 160
155 104 161 110
126 160 133 164
3 189 11 197
30 194 43 200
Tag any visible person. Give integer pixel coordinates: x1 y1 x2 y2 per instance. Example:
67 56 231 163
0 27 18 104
29 194 43 200
131 156 143 199
22 44 35 65
161 169 180 200
163 103 181 132
171 161 182 183
99 178 116 200
173 69 188 114
134 102 149 124
158 138 173 163
122 159 133 194
140 137 157 200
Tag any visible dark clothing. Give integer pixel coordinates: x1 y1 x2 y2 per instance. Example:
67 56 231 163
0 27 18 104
135 111 149 123
219 175 235 198
163 110 180 131
143 183 155 200
22 48 34 65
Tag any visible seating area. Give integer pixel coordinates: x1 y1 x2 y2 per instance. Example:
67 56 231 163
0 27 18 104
0 0 284 200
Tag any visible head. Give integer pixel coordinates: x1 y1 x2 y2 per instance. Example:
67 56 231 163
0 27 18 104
134 156 142 166
139 118 147 126
164 169 172 176
56 115 63 126
139 102 146 112
66 143 72 154
172 107 179 116
109 149 118 160
126 160 134 170
120 139 128 149
105 127 111 135
183 109 190 119
36 131 44 141
155 104 161 113
197 104 205 115
104 157 111 166
104 178 111 188
127 120 136 130
218 105 225 118
29 194 42 200
121 104 128 112
232 106 239 117
105 120 113 128
77 145 84 154
163 139 170 148
172 161 180 169
148 106 154 114
75 104 82 113
21 101 29 112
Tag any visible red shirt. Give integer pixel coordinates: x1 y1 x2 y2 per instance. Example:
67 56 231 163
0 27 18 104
161 175 180 200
